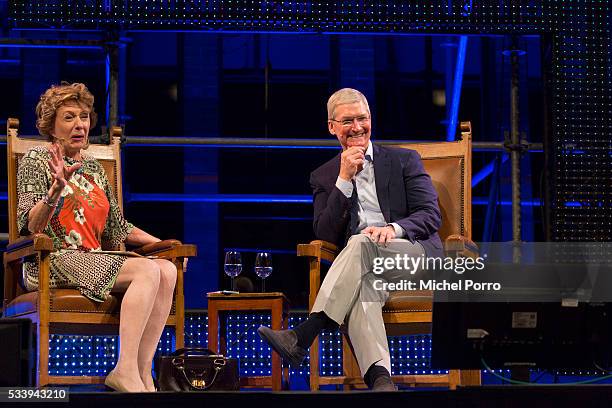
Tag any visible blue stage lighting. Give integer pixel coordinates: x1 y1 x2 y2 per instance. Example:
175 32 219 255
447 35 468 142
47 312 445 378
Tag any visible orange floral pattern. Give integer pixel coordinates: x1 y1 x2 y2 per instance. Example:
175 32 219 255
16 145 134 302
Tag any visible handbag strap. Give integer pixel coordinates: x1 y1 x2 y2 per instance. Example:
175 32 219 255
173 358 227 390
170 347 219 357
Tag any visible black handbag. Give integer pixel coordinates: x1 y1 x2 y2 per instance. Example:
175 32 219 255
155 348 240 391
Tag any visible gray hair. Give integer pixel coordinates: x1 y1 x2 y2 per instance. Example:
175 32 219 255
327 88 370 120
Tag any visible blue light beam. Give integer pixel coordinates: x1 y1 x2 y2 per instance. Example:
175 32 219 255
447 36 468 142
472 154 509 188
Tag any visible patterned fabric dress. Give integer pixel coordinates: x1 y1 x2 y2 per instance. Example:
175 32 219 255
17 145 134 302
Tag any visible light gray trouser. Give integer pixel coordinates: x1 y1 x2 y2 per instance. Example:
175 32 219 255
311 234 425 377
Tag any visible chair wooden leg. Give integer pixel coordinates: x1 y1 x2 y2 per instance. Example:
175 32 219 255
38 322 49 387
207 303 219 354
282 310 290 390
38 254 51 387
459 369 481 386
448 369 461 390
308 256 322 391
448 369 482 389
309 335 320 391
342 335 364 390
174 259 185 349
341 337 352 391
271 300 283 391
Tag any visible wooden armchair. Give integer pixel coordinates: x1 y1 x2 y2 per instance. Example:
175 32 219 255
2 118 196 387
297 121 481 390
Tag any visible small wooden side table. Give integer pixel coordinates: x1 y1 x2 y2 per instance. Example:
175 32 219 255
207 292 290 390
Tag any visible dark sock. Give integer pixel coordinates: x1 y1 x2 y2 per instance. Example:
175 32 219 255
293 311 338 349
364 364 391 388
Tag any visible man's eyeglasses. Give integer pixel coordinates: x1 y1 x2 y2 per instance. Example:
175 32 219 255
329 115 370 127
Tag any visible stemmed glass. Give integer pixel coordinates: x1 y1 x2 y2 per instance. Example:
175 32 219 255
254 252 273 292
224 251 242 291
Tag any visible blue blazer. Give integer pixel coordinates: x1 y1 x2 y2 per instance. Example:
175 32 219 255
309 144 444 258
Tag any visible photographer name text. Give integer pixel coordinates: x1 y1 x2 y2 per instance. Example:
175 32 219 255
373 279 501 291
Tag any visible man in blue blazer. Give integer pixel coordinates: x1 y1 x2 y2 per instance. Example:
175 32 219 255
259 88 442 391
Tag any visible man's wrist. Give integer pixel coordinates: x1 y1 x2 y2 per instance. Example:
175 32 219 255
338 172 352 182
388 223 404 238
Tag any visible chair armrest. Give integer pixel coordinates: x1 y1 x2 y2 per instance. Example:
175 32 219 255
4 234 54 264
133 239 197 258
4 234 54 302
443 234 479 258
298 240 340 308
297 240 339 263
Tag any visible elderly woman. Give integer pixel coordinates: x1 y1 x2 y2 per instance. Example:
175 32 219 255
17 82 176 392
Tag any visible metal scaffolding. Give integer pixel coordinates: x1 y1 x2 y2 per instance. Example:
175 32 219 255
0 34 544 244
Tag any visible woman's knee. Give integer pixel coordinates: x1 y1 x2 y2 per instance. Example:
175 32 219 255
129 258 161 287
115 258 159 291
155 259 177 286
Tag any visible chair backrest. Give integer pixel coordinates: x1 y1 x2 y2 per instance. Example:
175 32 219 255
6 118 125 243
394 121 472 241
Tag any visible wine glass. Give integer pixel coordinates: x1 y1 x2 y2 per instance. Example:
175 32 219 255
254 252 273 292
224 251 242 291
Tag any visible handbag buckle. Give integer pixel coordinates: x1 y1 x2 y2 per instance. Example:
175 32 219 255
191 378 206 388
172 357 185 369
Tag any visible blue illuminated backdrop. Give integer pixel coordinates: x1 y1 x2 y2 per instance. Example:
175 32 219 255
48 312 440 382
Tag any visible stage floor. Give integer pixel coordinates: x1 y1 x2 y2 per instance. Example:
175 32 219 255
18 386 612 408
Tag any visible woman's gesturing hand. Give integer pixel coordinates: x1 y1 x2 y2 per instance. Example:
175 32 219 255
48 144 81 192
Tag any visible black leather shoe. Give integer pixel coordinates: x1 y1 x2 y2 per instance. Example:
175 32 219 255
371 375 397 392
257 326 307 368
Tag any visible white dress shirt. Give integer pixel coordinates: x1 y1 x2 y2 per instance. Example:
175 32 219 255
334 141 404 238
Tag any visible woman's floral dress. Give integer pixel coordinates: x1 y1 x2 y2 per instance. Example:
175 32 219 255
17 145 134 302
